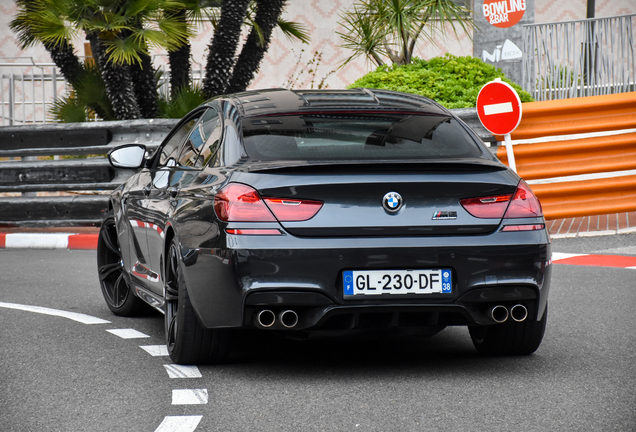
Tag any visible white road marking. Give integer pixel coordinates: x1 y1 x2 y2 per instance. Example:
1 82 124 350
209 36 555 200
172 389 208 405
140 345 169 356
0 302 110 324
483 102 513 115
164 364 202 379
0 302 207 428
106 328 150 339
154 415 202 432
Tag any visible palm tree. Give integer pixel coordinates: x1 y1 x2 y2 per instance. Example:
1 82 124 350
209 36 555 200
78 1 189 119
12 0 309 120
202 0 251 98
226 0 296 93
11 0 113 118
11 0 189 120
167 8 192 99
202 0 309 97
165 1 223 99
338 0 475 67
86 30 142 120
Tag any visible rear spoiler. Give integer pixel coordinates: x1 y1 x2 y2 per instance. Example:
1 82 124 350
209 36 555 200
238 159 508 174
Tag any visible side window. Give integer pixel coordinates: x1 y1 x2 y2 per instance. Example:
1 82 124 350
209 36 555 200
177 126 203 168
158 115 201 167
219 103 243 166
198 109 222 166
178 108 221 168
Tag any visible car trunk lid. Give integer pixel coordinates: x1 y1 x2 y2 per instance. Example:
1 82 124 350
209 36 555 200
231 160 518 237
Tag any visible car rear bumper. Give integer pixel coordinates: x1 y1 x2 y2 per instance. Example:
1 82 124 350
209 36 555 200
179 228 552 331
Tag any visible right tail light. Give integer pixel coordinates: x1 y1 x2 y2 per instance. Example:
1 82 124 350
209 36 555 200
502 180 543 218
460 180 544 231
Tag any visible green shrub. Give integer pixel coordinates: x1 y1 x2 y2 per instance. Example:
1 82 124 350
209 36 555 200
348 54 533 109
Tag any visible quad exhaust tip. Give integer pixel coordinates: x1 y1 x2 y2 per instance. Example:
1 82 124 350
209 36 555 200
255 309 299 329
490 305 509 323
279 310 299 328
256 309 276 328
489 304 528 323
510 304 528 322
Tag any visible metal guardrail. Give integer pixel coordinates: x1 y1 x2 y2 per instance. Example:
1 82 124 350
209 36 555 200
0 110 493 227
495 92 636 219
522 14 636 101
0 119 176 226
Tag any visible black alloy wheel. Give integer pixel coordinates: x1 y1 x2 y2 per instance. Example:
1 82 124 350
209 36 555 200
469 303 548 356
164 238 231 365
164 242 181 357
97 211 145 316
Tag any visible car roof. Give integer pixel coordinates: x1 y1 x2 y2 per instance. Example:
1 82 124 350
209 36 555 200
212 88 450 118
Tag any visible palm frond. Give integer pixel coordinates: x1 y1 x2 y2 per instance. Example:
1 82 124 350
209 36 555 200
157 84 207 118
337 5 388 66
417 0 475 42
276 19 310 44
49 93 89 123
157 15 193 48
103 36 144 65
338 0 474 66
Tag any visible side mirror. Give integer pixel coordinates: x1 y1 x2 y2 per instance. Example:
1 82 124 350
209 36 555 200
108 144 147 168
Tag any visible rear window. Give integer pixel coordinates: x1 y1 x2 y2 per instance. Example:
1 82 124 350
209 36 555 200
242 113 483 161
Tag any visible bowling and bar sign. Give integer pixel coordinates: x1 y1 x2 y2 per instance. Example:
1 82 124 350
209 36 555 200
482 0 526 28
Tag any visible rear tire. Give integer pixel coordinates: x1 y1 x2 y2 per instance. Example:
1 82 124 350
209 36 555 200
469 304 548 356
97 211 146 316
164 239 230 365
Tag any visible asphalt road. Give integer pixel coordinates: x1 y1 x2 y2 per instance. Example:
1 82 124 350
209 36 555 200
0 234 634 432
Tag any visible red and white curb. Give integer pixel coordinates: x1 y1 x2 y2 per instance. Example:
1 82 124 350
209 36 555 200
0 302 207 432
0 233 98 249
552 253 636 269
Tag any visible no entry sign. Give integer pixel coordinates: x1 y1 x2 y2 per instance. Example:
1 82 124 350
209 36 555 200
476 79 522 136
477 79 522 172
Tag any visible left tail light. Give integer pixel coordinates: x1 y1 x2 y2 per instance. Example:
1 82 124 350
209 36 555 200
214 183 276 222
214 183 323 226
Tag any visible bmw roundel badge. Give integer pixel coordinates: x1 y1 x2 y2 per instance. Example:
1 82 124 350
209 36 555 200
382 192 403 213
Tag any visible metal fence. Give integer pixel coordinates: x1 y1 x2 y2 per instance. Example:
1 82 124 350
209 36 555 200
0 56 205 126
0 59 68 126
522 14 636 101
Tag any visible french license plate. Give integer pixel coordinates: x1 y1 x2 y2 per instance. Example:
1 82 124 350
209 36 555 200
343 269 452 296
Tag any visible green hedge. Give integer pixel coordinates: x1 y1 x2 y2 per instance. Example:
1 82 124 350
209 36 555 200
348 54 533 109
